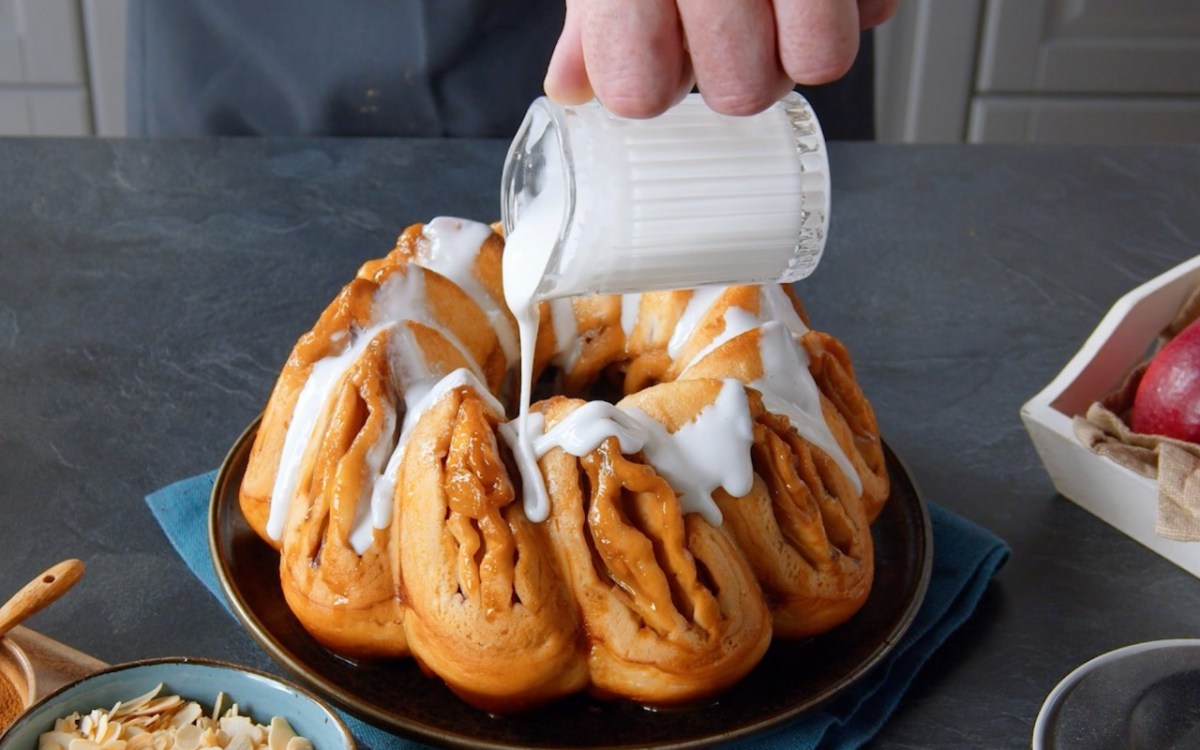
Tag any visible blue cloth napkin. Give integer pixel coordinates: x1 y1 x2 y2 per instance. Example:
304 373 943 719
147 472 1009 750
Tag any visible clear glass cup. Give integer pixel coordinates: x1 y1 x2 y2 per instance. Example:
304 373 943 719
500 92 830 301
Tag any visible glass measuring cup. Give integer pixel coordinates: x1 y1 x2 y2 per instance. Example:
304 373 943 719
500 92 830 302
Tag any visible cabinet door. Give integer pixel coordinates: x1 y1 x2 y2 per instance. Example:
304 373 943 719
0 0 87 85
0 90 90 135
0 0 91 135
978 0 1200 95
970 95 1200 143
82 0 128 135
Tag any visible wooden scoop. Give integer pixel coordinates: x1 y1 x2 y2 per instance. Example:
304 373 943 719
0 560 85 638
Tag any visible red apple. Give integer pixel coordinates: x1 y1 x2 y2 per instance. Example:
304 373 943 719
1131 317 1200 442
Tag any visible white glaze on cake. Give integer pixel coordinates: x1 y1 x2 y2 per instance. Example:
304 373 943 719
267 265 500 554
418 217 519 366
270 218 861 550
678 288 862 496
267 323 390 542
623 378 755 526
548 297 580 370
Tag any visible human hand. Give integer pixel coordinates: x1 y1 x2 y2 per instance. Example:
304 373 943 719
544 0 898 118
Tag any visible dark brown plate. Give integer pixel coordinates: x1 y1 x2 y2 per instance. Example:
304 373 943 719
210 418 931 749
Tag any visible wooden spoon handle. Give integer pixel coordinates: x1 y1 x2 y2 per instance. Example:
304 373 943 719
0 559 86 637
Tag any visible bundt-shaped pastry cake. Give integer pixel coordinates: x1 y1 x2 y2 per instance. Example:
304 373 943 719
239 216 889 712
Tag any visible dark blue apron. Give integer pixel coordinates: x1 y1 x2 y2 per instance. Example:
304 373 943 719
126 0 873 140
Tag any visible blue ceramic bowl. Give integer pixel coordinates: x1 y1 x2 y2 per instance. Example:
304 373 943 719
0 658 355 750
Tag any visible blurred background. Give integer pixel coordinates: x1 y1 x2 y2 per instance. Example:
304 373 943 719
1 0 1197 142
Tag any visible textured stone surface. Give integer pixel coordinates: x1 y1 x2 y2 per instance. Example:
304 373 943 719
1 138 1198 748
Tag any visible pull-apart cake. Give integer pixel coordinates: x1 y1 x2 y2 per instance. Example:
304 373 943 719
239 217 889 712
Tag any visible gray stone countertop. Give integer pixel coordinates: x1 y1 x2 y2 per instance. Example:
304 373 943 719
1 138 1198 748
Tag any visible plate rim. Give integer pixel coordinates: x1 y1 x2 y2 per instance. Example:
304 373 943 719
209 417 932 749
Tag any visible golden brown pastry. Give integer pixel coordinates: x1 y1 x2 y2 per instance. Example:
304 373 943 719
395 386 588 712
536 393 772 705
239 217 890 711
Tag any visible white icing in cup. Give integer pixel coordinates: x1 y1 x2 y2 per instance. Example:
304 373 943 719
500 93 830 302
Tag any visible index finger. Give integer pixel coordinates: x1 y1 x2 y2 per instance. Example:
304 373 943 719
580 0 689 118
774 0 861 85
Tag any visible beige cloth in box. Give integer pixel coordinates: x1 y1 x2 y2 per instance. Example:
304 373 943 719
1073 286 1200 542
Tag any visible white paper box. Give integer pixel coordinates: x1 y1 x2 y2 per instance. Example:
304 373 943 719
1021 255 1200 577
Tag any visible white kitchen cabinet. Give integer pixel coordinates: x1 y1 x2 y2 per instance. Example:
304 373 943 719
0 0 91 135
977 0 1200 95
970 96 1200 143
0 0 125 136
81 0 126 135
877 0 1200 143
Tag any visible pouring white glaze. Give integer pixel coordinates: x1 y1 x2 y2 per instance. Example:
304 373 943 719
266 95 845 552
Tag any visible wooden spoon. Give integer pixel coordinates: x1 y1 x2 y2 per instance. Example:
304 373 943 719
0 560 86 638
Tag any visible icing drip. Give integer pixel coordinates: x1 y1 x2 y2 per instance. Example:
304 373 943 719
750 322 861 495
620 293 642 339
349 323 433 552
497 381 753 527
510 303 549 523
501 152 566 526
417 217 520 367
682 304 762 372
372 264 488 387
549 297 581 369
267 266 493 553
267 322 388 542
498 400 648 522
624 379 755 526
667 286 727 361
534 401 646 456
346 402 399 553
277 215 861 553
761 284 808 336
361 366 507 551
678 288 862 496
